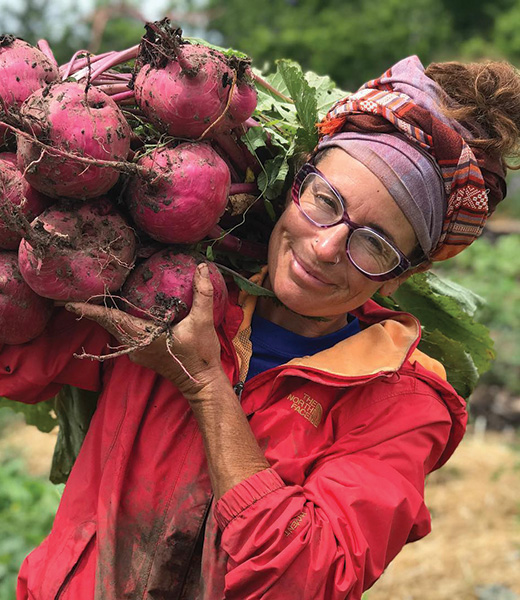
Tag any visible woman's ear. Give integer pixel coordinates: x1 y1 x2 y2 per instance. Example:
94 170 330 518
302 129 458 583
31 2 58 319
378 260 432 297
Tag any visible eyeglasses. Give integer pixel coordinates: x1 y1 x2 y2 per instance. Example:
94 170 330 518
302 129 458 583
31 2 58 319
292 163 414 282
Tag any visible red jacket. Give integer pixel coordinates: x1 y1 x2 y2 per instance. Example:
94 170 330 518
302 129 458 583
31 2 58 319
0 288 467 600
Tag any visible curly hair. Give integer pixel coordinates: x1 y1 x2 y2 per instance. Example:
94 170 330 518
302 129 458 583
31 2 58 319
425 60 520 166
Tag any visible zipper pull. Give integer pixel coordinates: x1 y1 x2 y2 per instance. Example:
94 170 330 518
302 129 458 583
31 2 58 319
233 381 244 401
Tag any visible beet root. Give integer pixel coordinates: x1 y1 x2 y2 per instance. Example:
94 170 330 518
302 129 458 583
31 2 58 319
0 152 52 249
0 36 59 144
133 22 257 139
18 197 136 301
122 249 228 327
0 250 53 344
125 142 231 244
16 81 131 199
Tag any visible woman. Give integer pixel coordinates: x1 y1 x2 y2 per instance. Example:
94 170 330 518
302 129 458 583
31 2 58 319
4 56 520 599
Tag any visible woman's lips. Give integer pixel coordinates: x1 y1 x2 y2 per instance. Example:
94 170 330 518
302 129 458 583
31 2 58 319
290 251 334 287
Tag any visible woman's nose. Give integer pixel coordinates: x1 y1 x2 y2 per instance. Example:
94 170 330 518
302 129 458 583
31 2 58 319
312 223 349 263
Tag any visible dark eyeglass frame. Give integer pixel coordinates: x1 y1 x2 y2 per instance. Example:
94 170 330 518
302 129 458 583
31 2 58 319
292 163 418 282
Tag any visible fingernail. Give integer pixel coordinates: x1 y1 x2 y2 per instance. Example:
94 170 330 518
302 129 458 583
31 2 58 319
198 263 209 276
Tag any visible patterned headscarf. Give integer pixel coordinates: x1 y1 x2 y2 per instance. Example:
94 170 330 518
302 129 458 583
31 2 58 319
317 56 507 261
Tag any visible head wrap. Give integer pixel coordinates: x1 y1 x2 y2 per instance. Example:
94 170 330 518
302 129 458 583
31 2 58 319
317 55 507 261
318 132 445 256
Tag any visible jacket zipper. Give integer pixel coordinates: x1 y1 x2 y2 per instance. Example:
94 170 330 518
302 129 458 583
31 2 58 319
55 558 81 599
233 381 244 401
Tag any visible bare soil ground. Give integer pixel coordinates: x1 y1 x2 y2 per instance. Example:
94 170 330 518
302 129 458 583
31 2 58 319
1 420 519 599
367 428 520 600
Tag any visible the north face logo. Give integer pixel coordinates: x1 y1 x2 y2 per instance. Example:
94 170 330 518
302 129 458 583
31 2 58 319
287 393 323 427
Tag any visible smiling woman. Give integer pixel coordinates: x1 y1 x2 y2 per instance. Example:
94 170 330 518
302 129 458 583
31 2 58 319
259 148 420 333
3 55 520 600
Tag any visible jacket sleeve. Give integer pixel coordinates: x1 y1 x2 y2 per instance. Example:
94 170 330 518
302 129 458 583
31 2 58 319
0 308 111 404
214 381 455 600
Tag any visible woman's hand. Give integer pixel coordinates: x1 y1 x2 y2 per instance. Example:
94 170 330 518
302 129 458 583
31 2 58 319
68 263 270 498
65 263 226 400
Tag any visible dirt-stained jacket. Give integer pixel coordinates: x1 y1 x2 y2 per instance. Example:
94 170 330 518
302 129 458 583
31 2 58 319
0 286 467 600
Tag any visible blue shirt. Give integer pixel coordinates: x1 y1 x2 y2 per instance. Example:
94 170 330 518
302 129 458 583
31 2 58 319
246 313 361 381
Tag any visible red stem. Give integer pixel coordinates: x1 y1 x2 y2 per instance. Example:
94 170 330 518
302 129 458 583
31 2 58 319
235 119 272 146
72 46 139 83
93 73 132 83
60 51 112 79
244 117 261 128
212 144 241 183
214 132 261 177
111 91 136 104
235 137 262 175
61 49 90 79
37 39 58 68
207 225 267 261
89 45 139 81
230 183 258 195
121 107 148 119
96 83 132 96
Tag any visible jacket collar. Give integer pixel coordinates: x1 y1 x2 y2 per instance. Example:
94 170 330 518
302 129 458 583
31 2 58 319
233 270 446 381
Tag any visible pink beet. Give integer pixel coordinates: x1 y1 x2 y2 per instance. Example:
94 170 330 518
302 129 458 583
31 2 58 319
125 142 230 244
18 198 136 301
16 81 131 199
0 152 52 249
134 21 257 139
0 250 53 344
122 249 228 327
0 36 59 144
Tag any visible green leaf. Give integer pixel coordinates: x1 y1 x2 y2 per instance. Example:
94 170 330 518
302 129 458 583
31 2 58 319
242 126 270 154
375 271 495 398
276 59 319 152
419 330 480 399
393 272 494 375
205 245 215 261
263 199 277 221
0 456 61 599
216 264 276 297
50 386 98 485
256 67 291 98
185 37 250 60
0 398 57 433
303 71 349 118
257 154 290 201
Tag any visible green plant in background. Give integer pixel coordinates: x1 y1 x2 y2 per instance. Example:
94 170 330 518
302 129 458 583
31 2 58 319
0 413 61 600
0 459 61 600
434 234 520 395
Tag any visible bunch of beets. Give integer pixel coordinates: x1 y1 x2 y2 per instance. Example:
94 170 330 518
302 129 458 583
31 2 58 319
0 20 270 347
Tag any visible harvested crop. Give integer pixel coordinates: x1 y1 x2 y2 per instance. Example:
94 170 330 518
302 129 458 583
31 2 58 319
0 152 52 249
16 81 131 199
0 250 53 344
122 249 228 327
18 198 136 301
0 36 59 143
125 142 231 244
133 20 257 139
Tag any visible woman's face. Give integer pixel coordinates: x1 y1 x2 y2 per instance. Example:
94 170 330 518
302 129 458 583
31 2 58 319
265 148 418 326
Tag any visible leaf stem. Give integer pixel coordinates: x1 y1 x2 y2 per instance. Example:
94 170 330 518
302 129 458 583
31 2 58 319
252 73 294 104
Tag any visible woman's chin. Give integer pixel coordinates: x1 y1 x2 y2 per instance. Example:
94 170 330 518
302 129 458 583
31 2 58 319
274 288 332 319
